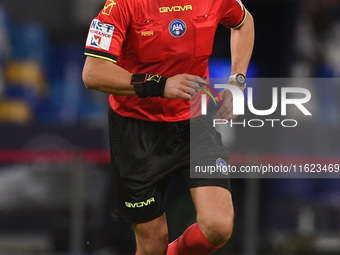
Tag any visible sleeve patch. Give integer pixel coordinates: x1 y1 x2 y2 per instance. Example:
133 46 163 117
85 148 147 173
85 19 115 51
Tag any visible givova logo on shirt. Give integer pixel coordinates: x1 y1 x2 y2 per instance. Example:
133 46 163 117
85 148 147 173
86 19 114 51
169 19 186 37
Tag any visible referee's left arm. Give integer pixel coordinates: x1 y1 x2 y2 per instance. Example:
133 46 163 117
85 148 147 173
216 10 254 120
230 10 255 77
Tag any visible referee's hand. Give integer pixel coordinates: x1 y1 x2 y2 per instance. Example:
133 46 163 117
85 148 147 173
216 83 245 121
164 74 206 100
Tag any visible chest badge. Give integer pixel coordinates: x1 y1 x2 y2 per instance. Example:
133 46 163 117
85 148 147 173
169 19 186 37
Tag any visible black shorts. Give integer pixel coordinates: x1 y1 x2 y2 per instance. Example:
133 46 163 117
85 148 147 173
108 108 231 223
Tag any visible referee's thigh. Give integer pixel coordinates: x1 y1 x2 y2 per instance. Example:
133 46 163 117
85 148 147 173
133 213 168 255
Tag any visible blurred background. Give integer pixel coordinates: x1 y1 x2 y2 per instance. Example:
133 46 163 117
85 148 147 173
0 0 339 254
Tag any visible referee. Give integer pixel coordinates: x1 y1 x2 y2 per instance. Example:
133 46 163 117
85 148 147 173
82 0 254 254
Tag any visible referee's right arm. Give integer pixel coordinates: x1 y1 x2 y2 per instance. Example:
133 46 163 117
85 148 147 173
82 56 203 100
82 56 135 95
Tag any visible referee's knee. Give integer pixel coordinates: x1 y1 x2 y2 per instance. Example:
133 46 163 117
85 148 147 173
198 212 234 246
135 230 168 255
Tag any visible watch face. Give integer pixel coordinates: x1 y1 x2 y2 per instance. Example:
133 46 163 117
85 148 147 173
236 74 246 85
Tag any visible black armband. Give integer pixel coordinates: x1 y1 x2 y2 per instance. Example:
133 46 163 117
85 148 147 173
131 73 168 98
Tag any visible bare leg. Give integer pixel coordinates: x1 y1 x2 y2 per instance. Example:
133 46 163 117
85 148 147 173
133 213 168 255
191 186 234 246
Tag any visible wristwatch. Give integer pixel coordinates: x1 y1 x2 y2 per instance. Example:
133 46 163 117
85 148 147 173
229 73 247 88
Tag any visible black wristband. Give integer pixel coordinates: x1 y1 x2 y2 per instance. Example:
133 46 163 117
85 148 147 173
131 74 168 98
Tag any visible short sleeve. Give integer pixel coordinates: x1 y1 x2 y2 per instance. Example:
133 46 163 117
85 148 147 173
84 0 131 63
220 0 247 29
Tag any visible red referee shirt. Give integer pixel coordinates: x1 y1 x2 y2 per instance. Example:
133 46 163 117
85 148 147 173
85 0 246 122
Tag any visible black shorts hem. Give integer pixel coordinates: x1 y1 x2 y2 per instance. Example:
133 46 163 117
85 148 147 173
111 209 165 224
187 181 231 192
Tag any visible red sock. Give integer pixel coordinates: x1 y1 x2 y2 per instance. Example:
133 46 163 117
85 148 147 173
167 238 179 255
167 223 223 255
